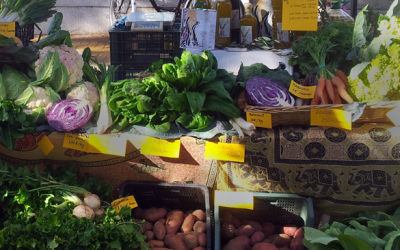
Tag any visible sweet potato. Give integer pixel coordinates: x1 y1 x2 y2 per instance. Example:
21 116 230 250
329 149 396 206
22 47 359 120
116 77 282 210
176 233 186 241
293 228 304 239
279 247 290 250
192 209 206 222
133 207 144 220
149 240 164 248
290 237 305 250
252 242 278 250
280 225 298 237
184 232 199 249
220 211 233 223
193 247 206 250
164 234 190 250
140 221 153 234
231 216 242 228
221 222 236 239
158 218 166 225
153 221 166 241
144 230 155 241
263 239 272 244
166 210 185 235
222 235 252 250
193 221 207 234
143 207 168 223
236 225 255 237
272 234 291 248
243 221 262 232
250 231 265 246
267 234 278 243
198 232 207 247
181 214 196 233
261 222 275 237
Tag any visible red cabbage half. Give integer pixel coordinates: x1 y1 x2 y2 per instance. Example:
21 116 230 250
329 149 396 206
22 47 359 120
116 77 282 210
245 76 294 107
47 99 93 132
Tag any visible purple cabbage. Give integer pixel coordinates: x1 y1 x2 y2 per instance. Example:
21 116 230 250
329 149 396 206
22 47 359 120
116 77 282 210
245 76 294 107
47 99 93 132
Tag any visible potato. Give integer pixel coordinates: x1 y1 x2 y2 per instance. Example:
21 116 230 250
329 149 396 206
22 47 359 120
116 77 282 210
193 221 207 234
221 223 235 239
272 234 291 248
261 222 275 237
293 228 304 239
158 218 166 225
280 225 298 237
267 234 278 243
151 248 173 250
243 221 262 232
198 232 207 247
263 239 272 243
166 210 185 235
222 235 252 250
133 207 144 220
144 230 154 241
140 221 153 234
176 232 186 241
192 247 206 250
252 242 278 250
220 211 233 223
184 232 199 249
149 240 164 248
143 207 168 223
290 237 305 250
235 225 255 237
164 234 190 250
181 214 196 233
192 209 206 222
231 216 242 228
250 231 265 246
153 221 166 240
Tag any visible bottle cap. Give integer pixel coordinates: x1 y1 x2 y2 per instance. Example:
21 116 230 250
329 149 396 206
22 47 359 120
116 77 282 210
330 1 342 9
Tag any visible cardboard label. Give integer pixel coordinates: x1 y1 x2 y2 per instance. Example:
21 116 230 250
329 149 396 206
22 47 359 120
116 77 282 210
289 80 316 99
311 109 352 130
282 0 318 31
0 22 16 36
204 142 245 162
111 196 138 212
88 135 127 157
246 112 272 128
37 136 54 155
141 137 181 158
214 190 253 210
63 133 90 152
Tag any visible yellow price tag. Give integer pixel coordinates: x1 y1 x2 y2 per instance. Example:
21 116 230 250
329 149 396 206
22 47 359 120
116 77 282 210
63 133 90 152
111 196 138 212
37 136 54 155
246 112 272 128
141 137 181 158
282 0 319 31
289 80 316 99
215 190 253 210
88 135 127 156
0 22 16 36
204 142 245 162
311 109 352 130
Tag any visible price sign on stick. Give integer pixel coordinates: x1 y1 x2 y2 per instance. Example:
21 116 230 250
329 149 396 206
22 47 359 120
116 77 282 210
289 80 316 99
88 135 127 156
246 112 272 128
282 0 319 31
311 109 352 130
141 137 181 158
111 196 138 213
0 22 16 36
204 142 245 162
63 133 90 152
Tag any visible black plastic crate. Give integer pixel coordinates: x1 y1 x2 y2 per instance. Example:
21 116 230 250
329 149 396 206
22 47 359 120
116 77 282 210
119 181 212 250
15 22 34 46
110 21 183 80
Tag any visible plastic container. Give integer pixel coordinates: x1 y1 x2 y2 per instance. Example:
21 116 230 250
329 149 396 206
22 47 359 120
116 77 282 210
214 193 314 250
15 22 34 46
119 181 212 250
328 1 354 23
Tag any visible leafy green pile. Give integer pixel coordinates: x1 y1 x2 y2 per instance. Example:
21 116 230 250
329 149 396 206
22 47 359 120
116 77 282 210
303 207 400 250
109 50 241 133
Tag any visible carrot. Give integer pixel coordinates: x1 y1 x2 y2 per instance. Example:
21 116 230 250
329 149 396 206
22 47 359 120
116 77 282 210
325 79 335 102
321 88 330 105
310 94 321 105
333 87 342 104
335 70 349 88
316 76 326 99
331 76 354 104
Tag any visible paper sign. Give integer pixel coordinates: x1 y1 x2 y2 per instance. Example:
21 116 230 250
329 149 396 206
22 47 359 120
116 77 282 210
0 22 16 36
246 112 272 128
204 142 245 162
125 134 146 149
282 0 318 31
63 133 90 152
289 80 316 99
215 190 253 210
88 135 127 157
111 196 138 212
387 106 400 126
311 109 352 130
141 137 181 158
37 136 54 155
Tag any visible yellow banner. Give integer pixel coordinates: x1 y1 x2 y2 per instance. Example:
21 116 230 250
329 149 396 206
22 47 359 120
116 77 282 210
141 137 181 158
205 142 245 162
0 22 16 36
246 112 272 128
311 109 352 130
282 0 318 31
289 80 316 99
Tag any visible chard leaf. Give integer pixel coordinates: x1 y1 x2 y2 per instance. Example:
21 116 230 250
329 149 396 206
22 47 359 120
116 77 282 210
186 92 206 114
303 238 338 250
368 220 398 238
45 86 61 103
202 95 241 118
146 121 171 133
385 233 400 250
136 95 153 113
165 93 188 113
37 50 61 83
177 112 214 131
343 227 386 249
338 235 374 250
304 227 338 245
200 80 233 102
51 63 69 92
15 86 34 106
2 65 30 100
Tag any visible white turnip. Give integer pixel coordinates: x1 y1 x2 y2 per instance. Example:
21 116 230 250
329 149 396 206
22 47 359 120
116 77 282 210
83 193 101 211
73 204 95 220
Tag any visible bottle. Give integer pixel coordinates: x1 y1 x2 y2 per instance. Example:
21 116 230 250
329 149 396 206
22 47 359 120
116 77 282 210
230 0 241 43
328 1 354 24
239 1 257 44
216 0 232 47
271 0 291 49
191 0 212 10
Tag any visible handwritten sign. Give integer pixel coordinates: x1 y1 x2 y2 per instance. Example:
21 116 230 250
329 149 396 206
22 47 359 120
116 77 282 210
0 22 15 36
204 142 245 162
37 136 54 155
215 190 253 210
289 80 316 99
282 0 318 31
141 137 181 158
63 133 90 152
246 112 272 128
311 109 352 130
111 196 138 212
88 135 127 156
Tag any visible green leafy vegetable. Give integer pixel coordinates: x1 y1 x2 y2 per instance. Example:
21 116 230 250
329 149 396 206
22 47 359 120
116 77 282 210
2 64 31 100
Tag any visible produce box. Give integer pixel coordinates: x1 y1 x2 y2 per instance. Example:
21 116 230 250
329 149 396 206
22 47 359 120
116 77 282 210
214 193 314 250
109 21 183 80
15 22 34 46
119 181 212 250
